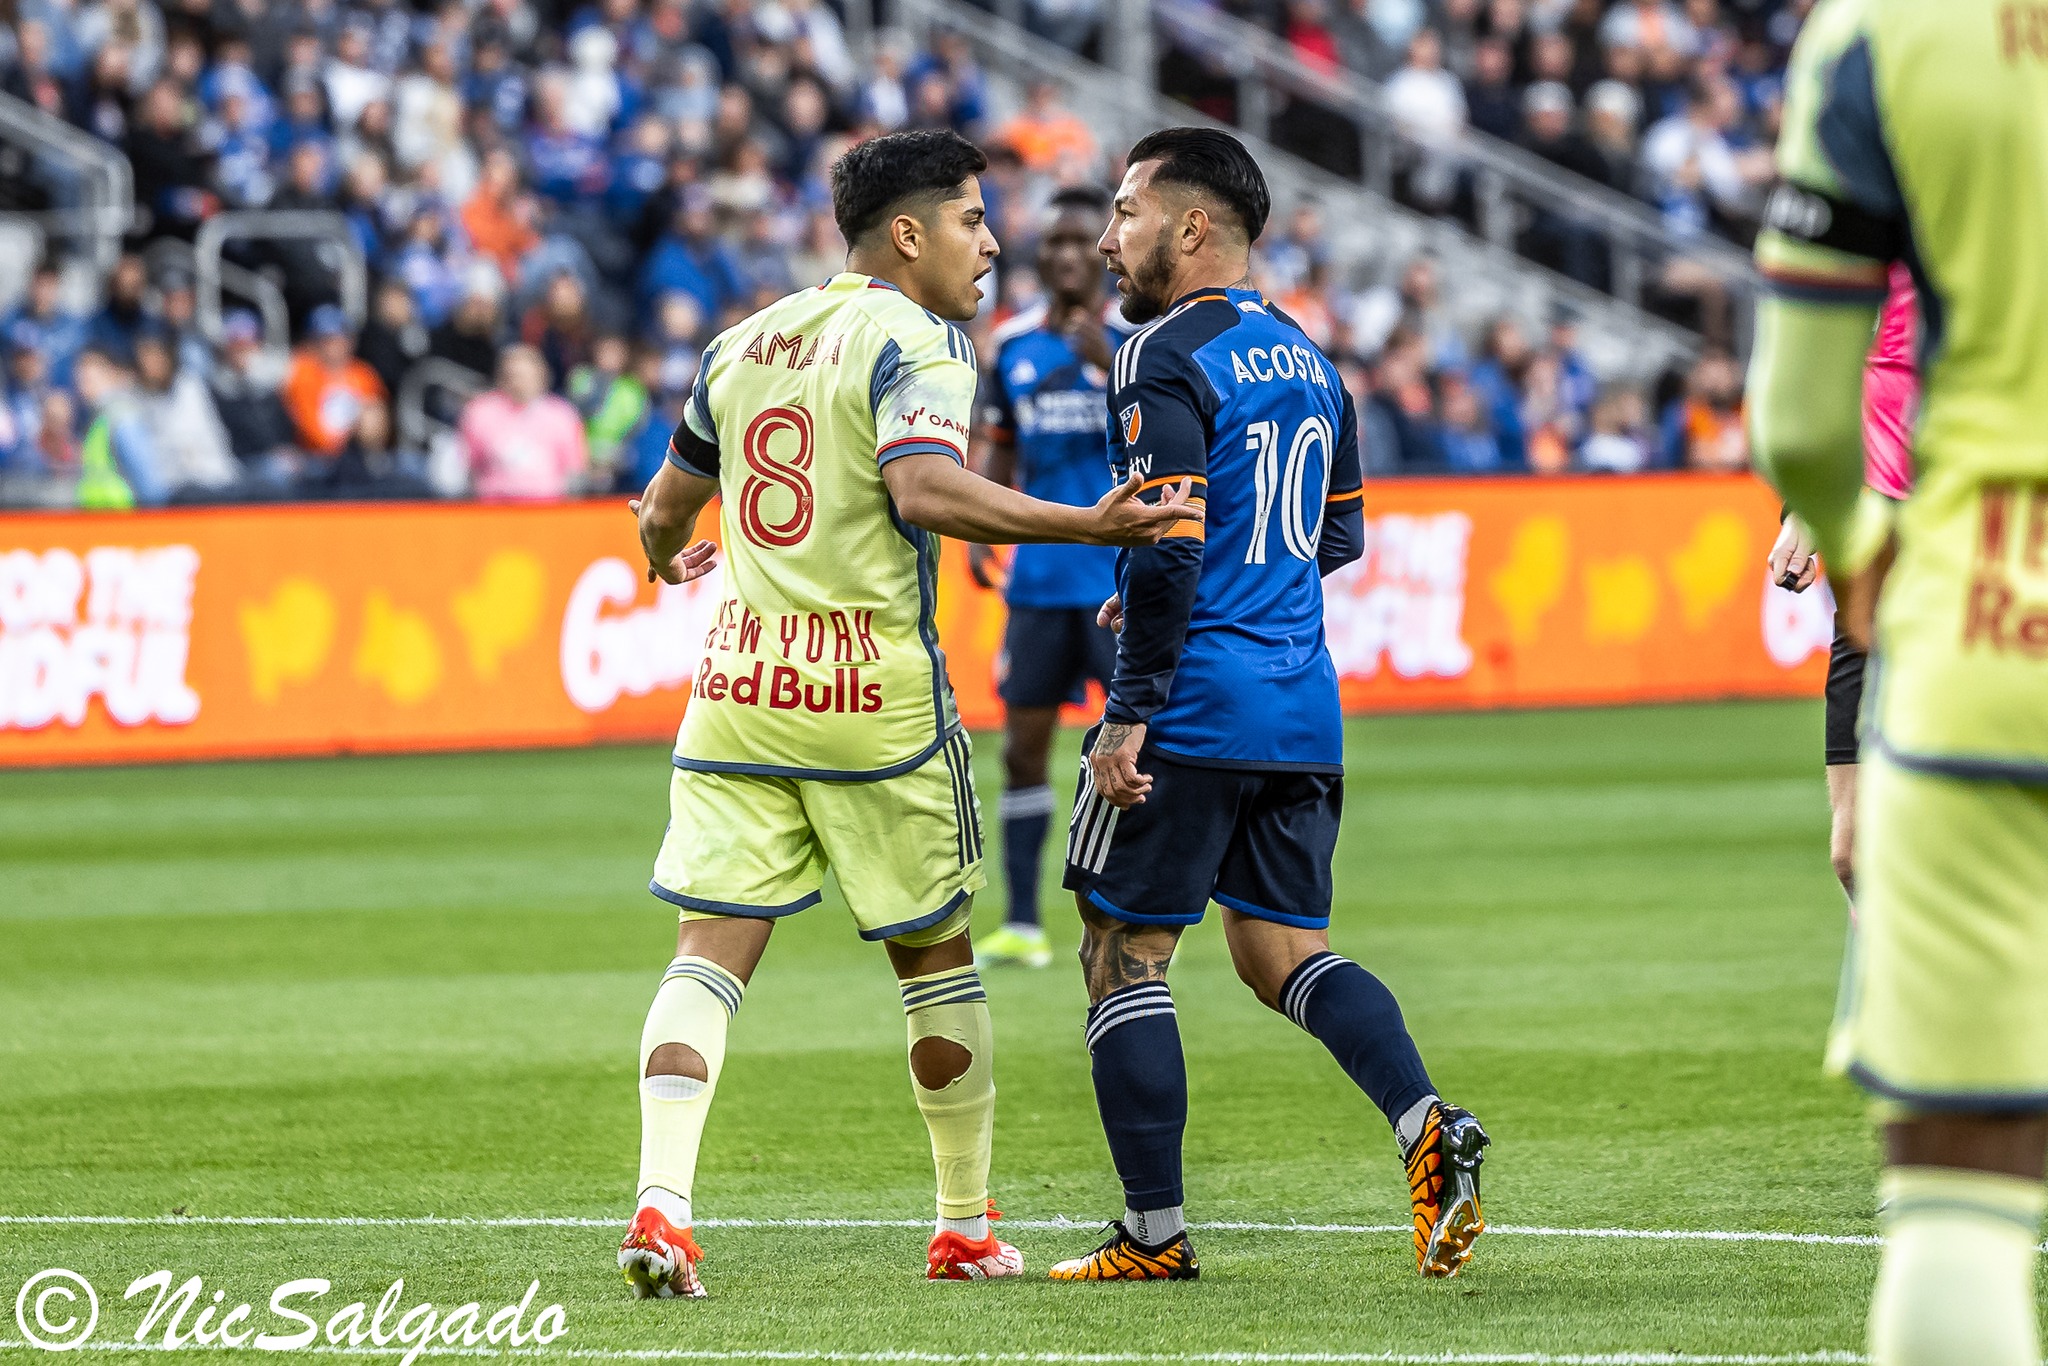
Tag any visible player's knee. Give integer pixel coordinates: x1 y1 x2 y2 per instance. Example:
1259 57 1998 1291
909 1036 973 1091
645 1042 710 1082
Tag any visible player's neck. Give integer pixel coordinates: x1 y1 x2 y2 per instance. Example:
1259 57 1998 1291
1163 257 1253 308
845 252 945 316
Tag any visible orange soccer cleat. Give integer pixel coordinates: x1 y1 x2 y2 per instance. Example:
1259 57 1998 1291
1047 1222 1199 1281
618 1206 707 1300
1405 1101 1490 1278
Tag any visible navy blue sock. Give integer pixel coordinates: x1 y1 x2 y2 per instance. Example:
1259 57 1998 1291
1280 952 1435 1129
999 785 1053 929
1084 982 1187 1214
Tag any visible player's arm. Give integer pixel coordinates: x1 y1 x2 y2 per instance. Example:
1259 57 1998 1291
632 352 722 585
966 361 1020 587
875 323 1198 546
1746 6 1898 584
1318 384 1366 578
1092 350 1211 808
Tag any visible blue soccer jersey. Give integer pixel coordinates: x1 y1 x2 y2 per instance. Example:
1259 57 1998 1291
980 304 1122 610
1103 287 1364 773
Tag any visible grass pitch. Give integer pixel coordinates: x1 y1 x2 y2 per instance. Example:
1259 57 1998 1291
0 701 1934 1361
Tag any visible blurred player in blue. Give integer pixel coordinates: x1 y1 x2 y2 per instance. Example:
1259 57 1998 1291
1049 129 1489 1283
968 186 1124 970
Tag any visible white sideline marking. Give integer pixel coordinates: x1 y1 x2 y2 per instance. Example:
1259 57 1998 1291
0 1343 1871 1363
0 1216 1883 1247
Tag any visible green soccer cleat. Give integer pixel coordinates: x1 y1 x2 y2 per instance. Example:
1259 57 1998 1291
973 924 1053 969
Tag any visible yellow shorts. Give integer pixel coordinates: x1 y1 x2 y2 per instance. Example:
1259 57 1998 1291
1828 747 2048 1112
650 731 984 947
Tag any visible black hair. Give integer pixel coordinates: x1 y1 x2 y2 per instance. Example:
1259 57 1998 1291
1048 184 1111 216
1125 126 1271 243
830 129 990 245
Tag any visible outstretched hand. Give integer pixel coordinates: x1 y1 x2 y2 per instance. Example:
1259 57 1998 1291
1090 472 1203 547
630 498 720 585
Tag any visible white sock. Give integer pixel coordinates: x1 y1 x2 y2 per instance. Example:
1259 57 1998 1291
1395 1094 1439 1154
1125 1205 1185 1246
937 1212 989 1240
637 1185 692 1229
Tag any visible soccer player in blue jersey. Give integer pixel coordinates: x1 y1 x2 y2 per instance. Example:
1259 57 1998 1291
1049 129 1490 1282
969 186 1125 970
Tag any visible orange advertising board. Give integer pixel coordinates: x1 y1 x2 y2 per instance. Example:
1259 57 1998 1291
0 475 1830 768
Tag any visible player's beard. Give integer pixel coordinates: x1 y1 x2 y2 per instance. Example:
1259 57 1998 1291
1116 233 1177 324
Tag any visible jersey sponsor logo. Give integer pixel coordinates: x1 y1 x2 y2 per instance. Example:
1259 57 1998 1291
903 405 971 441
1017 389 1106 436
0 543 202 731
1227 344 1330 388
1120 402 1141 446
1962 482 2048 656
691 600 888 715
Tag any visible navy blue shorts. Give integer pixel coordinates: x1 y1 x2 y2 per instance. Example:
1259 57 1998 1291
1062 728 1341 929
998 606 1118 709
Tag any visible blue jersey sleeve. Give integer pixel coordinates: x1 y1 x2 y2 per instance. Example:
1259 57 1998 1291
1104 341 1212 727
1318 383 1365 577
977 346 1016 445
666 340 721 479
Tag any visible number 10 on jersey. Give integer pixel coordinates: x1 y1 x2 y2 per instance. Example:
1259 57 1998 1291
1244 416 1335 564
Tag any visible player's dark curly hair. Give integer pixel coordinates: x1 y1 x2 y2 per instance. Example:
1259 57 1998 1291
1126 127 1271 244
1048 184 1111 216
830 130 990 246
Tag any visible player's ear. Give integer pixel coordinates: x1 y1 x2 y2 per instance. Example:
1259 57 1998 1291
1180 205 1208 259
890 213 923 263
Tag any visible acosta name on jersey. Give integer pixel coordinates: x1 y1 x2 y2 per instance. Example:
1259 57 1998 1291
1228 342 1333 389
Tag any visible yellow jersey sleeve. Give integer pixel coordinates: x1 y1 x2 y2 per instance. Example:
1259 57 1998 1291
872 306 978 467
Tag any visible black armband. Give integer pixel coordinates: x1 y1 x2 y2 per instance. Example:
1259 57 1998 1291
1762 181 1906 263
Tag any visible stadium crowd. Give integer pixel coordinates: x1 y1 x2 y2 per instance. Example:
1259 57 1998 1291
0 0 1765 508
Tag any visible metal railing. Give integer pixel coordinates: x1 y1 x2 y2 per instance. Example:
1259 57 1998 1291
0 91 133 272
142 238 291 366
193 210 367 340
396 357 491 452
893 0 1705 380
1151 1 1758 346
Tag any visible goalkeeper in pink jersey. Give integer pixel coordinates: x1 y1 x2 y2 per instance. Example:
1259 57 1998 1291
1768 262 1918 898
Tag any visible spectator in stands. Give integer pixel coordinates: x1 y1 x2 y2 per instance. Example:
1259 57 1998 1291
525 71 610 207
462 149 542 286
131 326 239 500
1517 82 1610 287
323 21 389 132
858 30 913 131
356 278 429 400
1642 76 1770 237
71 45 137 147
1468 316 1534 468
1669 347 1747 470
4 263 87 385
1580 384 1655 473
1 329 64 485
126 77 216 239
637 191 744 324
569 332 648 488
1585 80 1643 196
521 270 598 391
1384 28 1467 211
70 345 161 509
430 275 506 386
85 252 152 363
282 304 386 458
458 345 590 501
1437 373 1506 473
999 79 1098 175
74 0 166 93
1464 36 1521 142
209 310 300 483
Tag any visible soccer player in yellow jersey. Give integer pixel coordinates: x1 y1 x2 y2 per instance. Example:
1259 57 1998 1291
1749 2 2048 1360
614 129 1199 1298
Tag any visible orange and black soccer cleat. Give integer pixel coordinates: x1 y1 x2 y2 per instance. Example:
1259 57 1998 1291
618 1206 706 1299
1405 1101 1489 1278
1047 1221 1200 1281
928 1205 1024 1281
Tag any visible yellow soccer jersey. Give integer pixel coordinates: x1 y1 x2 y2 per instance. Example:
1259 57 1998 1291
1757 0 2048 774
667 272 981 779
